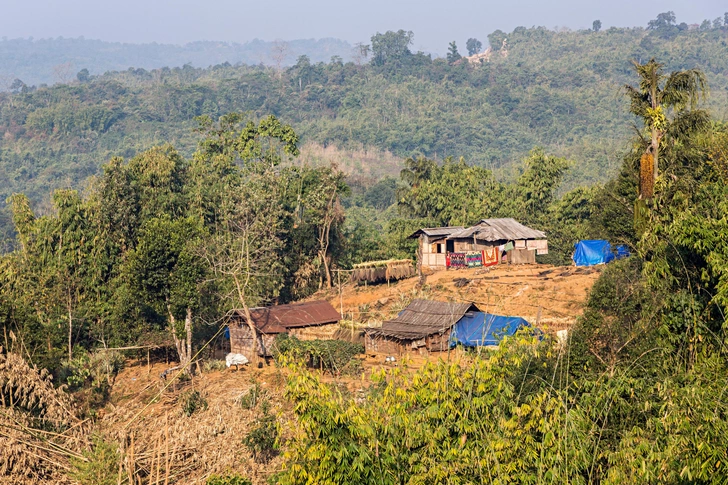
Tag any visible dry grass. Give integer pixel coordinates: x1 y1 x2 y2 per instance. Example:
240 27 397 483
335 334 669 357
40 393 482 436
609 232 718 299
96 364 295 484
0 350 87 485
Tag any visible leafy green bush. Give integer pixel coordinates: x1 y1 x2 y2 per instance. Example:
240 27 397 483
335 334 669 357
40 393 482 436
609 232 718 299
180 389 208 416
70 435 120 485
242 405 279 463
203 359 227 372
273 334 364 375
206 473 252 485
60 349 125 391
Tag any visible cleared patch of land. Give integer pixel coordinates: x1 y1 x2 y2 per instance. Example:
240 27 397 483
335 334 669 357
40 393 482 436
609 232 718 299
325 263 601 333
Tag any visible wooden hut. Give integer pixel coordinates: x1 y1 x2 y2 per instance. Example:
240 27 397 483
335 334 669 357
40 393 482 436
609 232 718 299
408 227 464 270
365 299 480 355
410 218 547 271
228 300 340 359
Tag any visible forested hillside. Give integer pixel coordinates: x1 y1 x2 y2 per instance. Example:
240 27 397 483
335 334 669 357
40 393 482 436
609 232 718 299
1 15 728 245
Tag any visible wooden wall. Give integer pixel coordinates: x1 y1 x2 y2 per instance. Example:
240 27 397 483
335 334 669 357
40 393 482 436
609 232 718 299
229 324 277 358
419 235 447 269
366 330 452 356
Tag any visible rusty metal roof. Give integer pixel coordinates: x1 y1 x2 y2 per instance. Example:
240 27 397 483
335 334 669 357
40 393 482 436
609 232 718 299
232 300 340 334
408 226 465 239
371 299 480 340
449 218 545 242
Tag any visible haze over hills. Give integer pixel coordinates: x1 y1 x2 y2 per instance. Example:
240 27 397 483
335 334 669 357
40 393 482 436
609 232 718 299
0 37 355 87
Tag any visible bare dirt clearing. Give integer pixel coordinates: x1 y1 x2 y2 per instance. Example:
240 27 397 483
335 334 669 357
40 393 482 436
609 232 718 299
326 263 601 333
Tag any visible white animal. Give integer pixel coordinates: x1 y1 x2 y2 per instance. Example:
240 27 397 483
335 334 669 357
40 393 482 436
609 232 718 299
225 353 249 369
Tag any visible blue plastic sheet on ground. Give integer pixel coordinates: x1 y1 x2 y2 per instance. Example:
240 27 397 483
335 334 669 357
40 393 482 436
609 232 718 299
572 240 615 266
615 244 630 260
449 313 533 347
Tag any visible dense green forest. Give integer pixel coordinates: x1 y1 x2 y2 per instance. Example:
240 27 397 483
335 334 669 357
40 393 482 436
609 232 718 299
2 15 728 246
3 11 728 483
0 37 355 86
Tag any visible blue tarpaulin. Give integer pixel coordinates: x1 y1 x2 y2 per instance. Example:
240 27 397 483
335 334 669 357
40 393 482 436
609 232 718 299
615 244 630 260
573 240 615 266
449 313 533 347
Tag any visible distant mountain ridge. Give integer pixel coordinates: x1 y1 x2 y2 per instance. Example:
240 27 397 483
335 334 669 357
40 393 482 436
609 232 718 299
0 37 355 87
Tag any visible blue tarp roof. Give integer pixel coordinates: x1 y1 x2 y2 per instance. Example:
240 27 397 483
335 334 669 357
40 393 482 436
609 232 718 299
449 312 533 347
573 240 615 267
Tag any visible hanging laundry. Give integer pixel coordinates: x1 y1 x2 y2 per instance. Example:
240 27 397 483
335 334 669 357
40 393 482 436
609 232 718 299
483 247 499 267
504 241 514 252
466 252 483 267
448 252 467 268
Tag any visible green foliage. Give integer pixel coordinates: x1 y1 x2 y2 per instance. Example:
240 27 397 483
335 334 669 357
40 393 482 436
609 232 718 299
70 435 120 485
465 38 482 56
4 21 728 250
273 334 364 375
206 474 252 485
180 389 208 417
240 379 266 410
242 404 279 463
278 339 592 485
370 30 413 66
446 41 461 64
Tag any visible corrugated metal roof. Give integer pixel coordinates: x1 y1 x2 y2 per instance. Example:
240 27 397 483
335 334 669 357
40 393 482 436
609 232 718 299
232 300 340 334
408 226 465 238
371 299 480 339
449 218 545 242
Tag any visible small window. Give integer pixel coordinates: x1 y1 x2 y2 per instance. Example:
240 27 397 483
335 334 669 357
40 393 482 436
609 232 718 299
436 244 444 254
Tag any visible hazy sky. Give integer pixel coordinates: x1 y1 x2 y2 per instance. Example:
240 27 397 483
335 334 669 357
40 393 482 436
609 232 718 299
2 0 726 53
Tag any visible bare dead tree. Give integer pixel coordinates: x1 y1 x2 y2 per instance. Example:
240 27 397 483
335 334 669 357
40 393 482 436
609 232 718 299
52 62 74 85
202 180 285 366
271 40 289 79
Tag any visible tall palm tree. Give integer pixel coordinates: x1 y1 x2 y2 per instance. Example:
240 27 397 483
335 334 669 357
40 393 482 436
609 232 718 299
625 59 708 199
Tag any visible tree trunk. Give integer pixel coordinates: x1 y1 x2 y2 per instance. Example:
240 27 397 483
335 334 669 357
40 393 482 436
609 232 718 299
416 241 426 287
67 289 73 361
240 301 259 367
232 275 259 366
168 307 192 371
185 307 192 367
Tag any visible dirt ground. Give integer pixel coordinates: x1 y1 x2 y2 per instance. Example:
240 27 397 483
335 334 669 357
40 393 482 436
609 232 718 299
324 263 602 333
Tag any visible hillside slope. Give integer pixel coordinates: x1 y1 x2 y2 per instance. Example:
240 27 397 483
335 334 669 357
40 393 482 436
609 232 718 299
326 263 601 332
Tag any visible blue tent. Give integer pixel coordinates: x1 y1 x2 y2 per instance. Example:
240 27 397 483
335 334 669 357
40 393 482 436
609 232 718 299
449 313 533 347
573 240 615 266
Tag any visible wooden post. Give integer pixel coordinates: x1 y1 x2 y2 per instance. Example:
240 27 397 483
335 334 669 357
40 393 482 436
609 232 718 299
164 413 170 485
338 270 343 320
